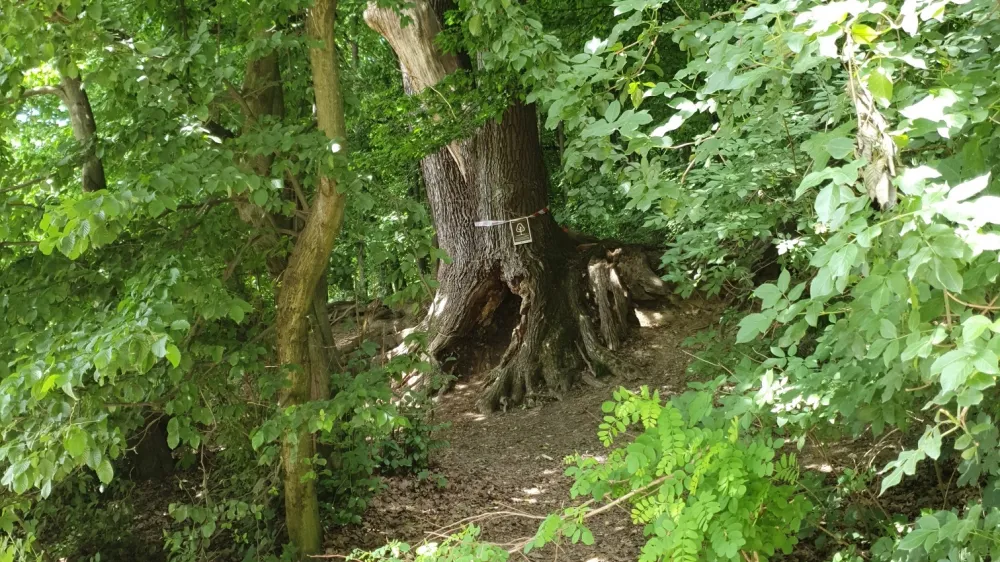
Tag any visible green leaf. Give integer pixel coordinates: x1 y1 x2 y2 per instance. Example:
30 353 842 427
754 284 783 309
468 14 482 36
867 68 893 103
170 319 191 331
810 266 834 298
737 313 772 343
229 302 245 323
962 315 992 344
931 257 963 293
152 336 168 358
898 528 936 551
148 198 166 218
850 23 880 45
96 458 114 484
252 190 268 206
167 418 180 449
64 427 88 459
826 137 855 159
687 392 712 424
777 269 791 292
165 344 181 368
918 426 941 460
605 100 621 123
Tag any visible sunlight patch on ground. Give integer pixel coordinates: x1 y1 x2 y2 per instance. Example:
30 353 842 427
462 412 487 422
635 308 673 327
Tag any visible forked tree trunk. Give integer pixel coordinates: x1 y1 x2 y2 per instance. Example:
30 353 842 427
235 40 343 557
275 0 348 556
366 1 668 412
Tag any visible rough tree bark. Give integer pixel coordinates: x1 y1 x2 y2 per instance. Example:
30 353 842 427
366 1 669 412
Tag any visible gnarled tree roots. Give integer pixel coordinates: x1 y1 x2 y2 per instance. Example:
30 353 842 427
472 245 669 413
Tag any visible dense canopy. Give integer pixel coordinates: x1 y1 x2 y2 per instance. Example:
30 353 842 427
2 0 1000 561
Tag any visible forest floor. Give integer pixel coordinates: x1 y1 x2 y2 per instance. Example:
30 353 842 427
324 298 973 562
325 299 723 561
89 298 968 562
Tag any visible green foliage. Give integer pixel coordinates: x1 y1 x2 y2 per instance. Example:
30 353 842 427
527 387 810 562
4 0 1000 558
455 0 1000 556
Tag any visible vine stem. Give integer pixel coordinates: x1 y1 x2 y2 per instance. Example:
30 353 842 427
945 291 1000 312
579 475 670 519
681 349 734 376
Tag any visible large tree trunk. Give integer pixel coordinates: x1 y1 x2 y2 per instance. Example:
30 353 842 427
366 1 668 412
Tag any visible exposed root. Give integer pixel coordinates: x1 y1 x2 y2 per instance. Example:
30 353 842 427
474 245 665 412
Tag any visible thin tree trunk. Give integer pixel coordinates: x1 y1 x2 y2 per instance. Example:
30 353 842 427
276 0 348 556
58 72 106 192
20 69 108 192
357 240 367 301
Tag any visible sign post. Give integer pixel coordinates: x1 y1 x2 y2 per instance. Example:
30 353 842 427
509 217 533 246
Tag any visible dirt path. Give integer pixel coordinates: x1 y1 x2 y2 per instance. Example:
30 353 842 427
327 304 720 560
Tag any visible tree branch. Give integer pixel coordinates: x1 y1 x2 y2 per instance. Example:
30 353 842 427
4 86 65 105
22 85 65 99
0 175 52 195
